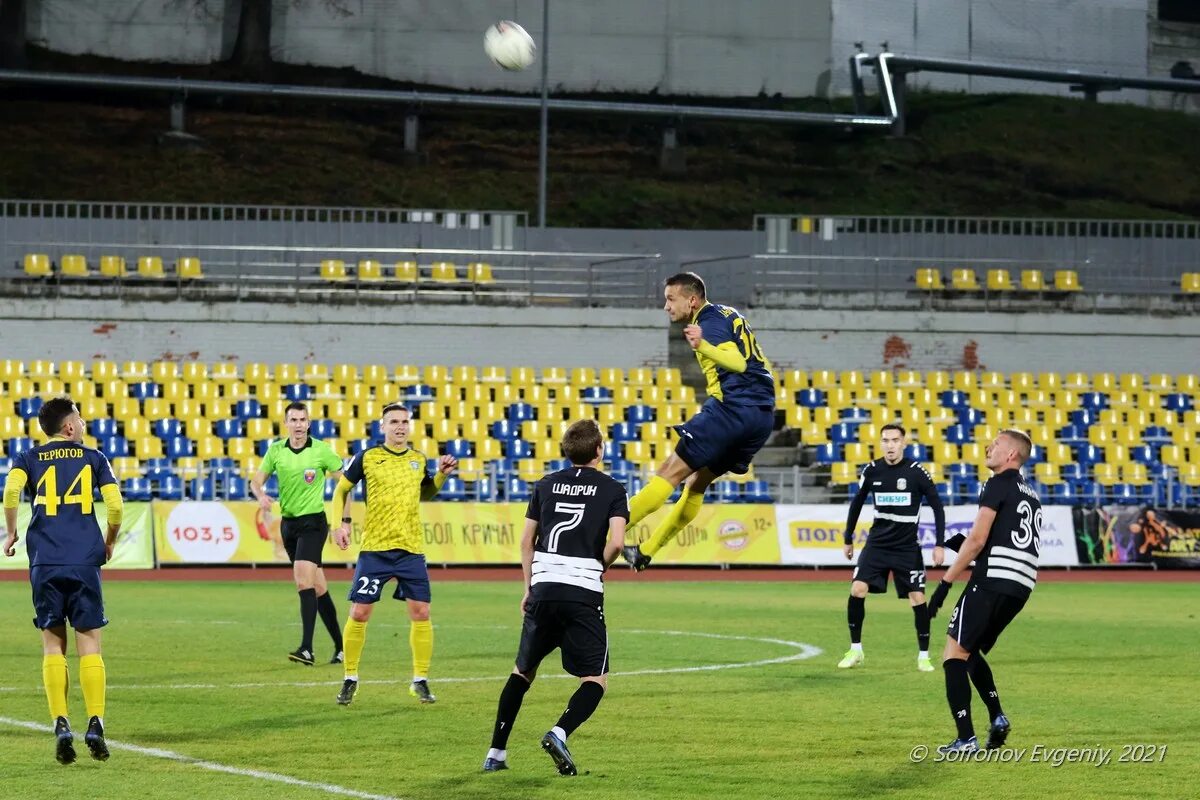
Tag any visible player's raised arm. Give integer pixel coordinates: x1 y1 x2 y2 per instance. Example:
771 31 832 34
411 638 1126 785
842 464 873 560
2 459 28 557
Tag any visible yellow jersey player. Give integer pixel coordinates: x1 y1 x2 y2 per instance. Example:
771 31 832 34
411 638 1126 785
623 272 776 570
329 403 457 706
3 397 124 764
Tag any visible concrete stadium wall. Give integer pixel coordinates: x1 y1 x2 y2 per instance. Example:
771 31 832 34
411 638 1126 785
2 298 1198 376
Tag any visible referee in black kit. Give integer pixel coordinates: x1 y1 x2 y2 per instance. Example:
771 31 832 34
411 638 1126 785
482 419 628 777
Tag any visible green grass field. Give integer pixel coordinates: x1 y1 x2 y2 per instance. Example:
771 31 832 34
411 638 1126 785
0 578 1194 800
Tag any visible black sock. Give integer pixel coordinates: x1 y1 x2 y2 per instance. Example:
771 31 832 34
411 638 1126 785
491 674 531 750
943 658 974 741
316 592 343 651
298 588 317 652
847 595 865 644
913 603 930 652
556 681 605 738
968 653 1004 720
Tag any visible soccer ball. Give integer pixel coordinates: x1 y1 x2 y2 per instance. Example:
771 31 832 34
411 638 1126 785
483 21 536 71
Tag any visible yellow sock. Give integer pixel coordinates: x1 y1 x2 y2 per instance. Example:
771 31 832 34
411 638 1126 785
629 475 676 528
79 654 106 720
343 619 367 678
642 488 705 556
42 654 69 721
410 620 433 679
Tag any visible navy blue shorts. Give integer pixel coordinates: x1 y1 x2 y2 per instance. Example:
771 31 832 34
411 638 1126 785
672 398 774 476
348 549 432 604
30 565 108 631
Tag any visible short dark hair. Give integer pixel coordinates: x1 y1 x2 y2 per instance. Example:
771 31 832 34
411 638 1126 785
38 396 77 438
881 423 906 437
381 403 410 419
999 429 1033 464
284 401 309 418
664 271 706 300
561 419 603 465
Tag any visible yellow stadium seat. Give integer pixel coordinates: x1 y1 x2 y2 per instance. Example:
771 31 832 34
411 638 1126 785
121 361 149 381
844 443 872 464
302 364 330 383
1053 270 1082 292
1092 463 1119 485
467 262 494 284
134 437 163 459
950 268 979 291
476 439 502 461
142 398 171 421
1034 463 1062 485
1117 373 1142 393
430 261 458 283
99 256 127 278
176 257 203 280
830 463 858 485
449 366 476 386
1091 372 1116 391
1146 373 1174 392
541 367 568 385
77 398 106 419
137 257 165 279
60 254 89 277
182 362 209 384
175 458 202 479
1179 463 1200 486
915 268 944 290
68 379 96 399
1175 374 1198 393
23 253 51 277
150 362 178 383
210 362 239 384
508 366 536 386
627 368 654 386
357 364 386 386
1019 270 1045 291
1062 372 1089 389
780 369 808 390
320 260 347 281
478 366 506 384
534 440 559 461
421 366 448 386
357 260 383 281
394 260 418 282
1122 463 1150 485
657 368 682 387
960 443 985 464
110 457 142 481
986 269 1014 291
1181 272 1200 294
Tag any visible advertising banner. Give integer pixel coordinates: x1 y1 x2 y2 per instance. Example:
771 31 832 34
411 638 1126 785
775 504 1078 567
1076 506 1200 568
0 502 156 570
153 501 781 565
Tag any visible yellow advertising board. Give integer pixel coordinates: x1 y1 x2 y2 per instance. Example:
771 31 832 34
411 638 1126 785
0 502 156 570
153 501 780 565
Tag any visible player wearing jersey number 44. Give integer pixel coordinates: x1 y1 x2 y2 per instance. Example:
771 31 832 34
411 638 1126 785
622 273 775 571
839 424 945 673
927 430 1041 755
483 419 628 776
3 397 124 765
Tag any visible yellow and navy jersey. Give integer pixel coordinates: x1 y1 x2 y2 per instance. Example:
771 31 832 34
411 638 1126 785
10 438 117 566
343 444 433 554
693 302 775 406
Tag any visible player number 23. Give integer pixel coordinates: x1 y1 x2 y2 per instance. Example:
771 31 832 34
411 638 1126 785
34 465 94 517
356 577 381 596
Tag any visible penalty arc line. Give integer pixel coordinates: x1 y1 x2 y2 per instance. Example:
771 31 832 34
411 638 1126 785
0 716 405 800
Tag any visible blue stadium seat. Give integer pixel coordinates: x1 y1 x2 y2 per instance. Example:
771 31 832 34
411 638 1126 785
281 383 314 401
165 437 193 459
263 474 278 494
716 481 741 504
158 476 183 500
957 407 985 427
1073 480 1102 504
1109 484 1139 505
904 443 928 461
625 405 655 424
1078 392 1109 410
0 457 11 478
504 477 531 502
153 419 183 439
943 424 971 445
608 460 634 483
829 423 858 444
100 436 129 458
347 438 373 455
1059 463 1085 482
944 463 974 481
123 477 152 501
490 420 519 441
473 476 495 501
505 440 533 459
626 475 645 495
405 384 435 403
547 458 572 472
744 480 773 503
951 477 980 502
1142 426 1172 444
610 422 639 443
188 477 216 501
351 481 364 501
1057 424 1087 446
234 399 263 420
445 439 473 459
1163 393 1195 412
1051 482 1080 505
796 388 825 408
311 419 337 439
935 482 952 506
602 441 618 461
208 458 238 478
1069 409 1098 427
489 458 516 479
128 381 159 400
225 476 249 500
213 419 244 440
1129 445 1158 465
256 439 273 456
840 407 871 423
506 402 535 423
90 419 119 438
439 477 468 502
812 443 840 465
17 398 43 419
324 478 337 501
6 437 33 457
1025 445 1044 466
1073 445 1103 467
581 386 613 404
939 390 970 410
143 459 176 483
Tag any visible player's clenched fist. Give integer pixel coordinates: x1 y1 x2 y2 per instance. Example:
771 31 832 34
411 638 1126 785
437 455 458 475
683 324 703 349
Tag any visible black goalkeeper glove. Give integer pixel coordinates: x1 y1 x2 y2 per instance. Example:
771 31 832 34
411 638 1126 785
927 580 953 618
942 533 967 552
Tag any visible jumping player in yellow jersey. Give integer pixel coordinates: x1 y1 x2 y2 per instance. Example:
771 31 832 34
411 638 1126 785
622 272 776 571
329 403 457 706
3 397 124 764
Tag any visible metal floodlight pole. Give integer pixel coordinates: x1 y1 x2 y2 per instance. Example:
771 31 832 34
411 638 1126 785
537 0 550 229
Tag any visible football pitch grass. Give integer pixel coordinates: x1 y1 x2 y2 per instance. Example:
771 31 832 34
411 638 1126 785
0 577 1194 800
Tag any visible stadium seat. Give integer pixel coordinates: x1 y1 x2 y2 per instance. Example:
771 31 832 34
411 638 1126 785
1181 272 1200 294
915 268 943 290
357 260 383 281
1019 270 1045 291
99 256 127 278
431 262 458 283
1053 270 1082 292
177 257 203 280
320 260 347 281
950 269 979 291
137 257 165 279
504 477 531 502
986 269 1014 292
60 254 89 277
467 262 494 284
394 260 418 282
23 253 51 277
